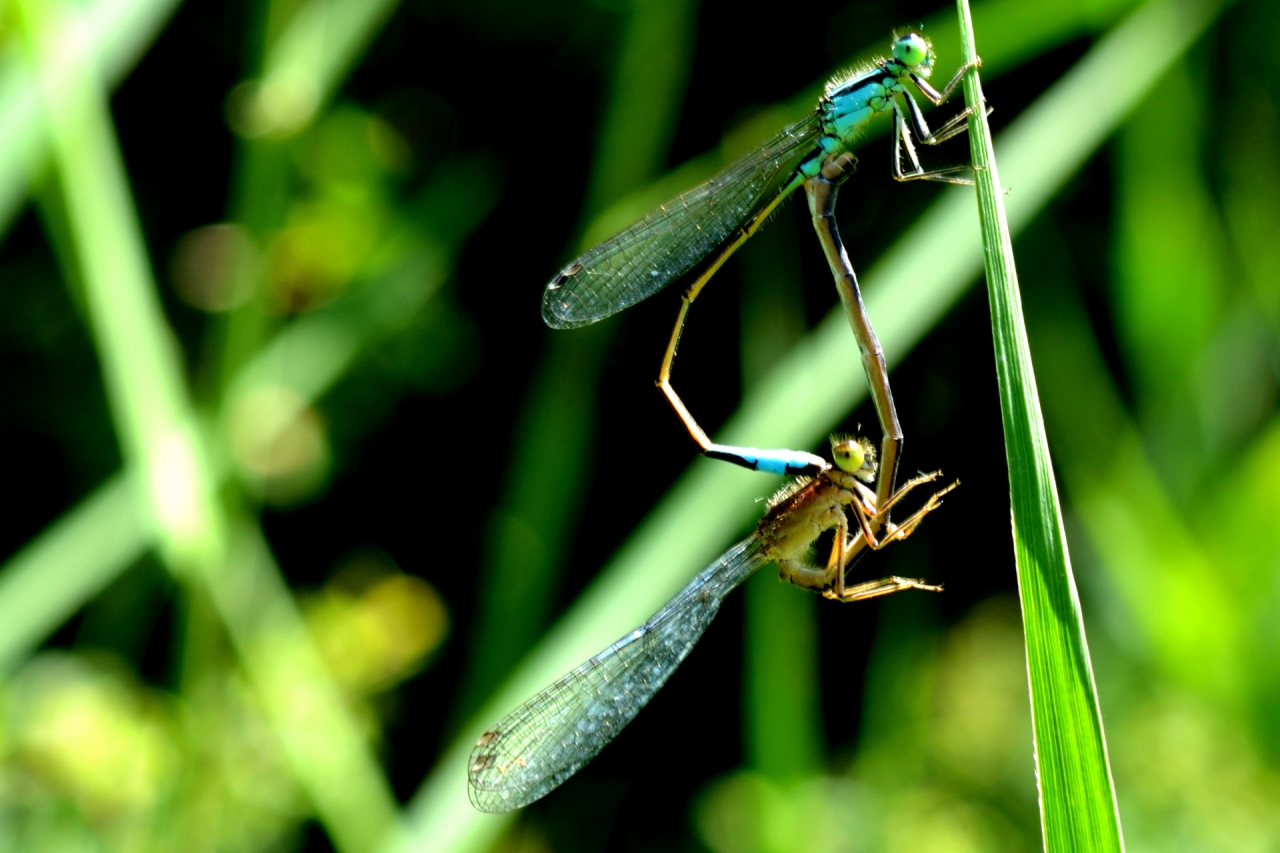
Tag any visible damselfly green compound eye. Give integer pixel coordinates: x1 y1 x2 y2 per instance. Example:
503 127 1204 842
893 33 929 67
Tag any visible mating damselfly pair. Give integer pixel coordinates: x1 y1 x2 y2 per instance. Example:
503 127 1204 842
469 29 978 813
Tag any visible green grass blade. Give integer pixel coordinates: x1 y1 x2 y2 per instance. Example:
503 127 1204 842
956 0 1124 848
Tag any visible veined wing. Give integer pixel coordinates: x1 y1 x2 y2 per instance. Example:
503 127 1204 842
468 536 768 812
542 114 823 329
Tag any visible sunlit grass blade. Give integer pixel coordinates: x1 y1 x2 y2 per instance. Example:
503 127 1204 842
394 1 1230 850
0 478 145 672
955 0 1124 848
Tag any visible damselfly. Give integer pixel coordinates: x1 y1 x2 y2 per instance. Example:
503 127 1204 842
468 435 956 812
544 31 978 537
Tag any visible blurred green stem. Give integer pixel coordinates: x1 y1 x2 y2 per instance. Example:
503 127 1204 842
1115 57 1226 501
217 0 403 393
740 219 823 780
0 477 146 673
17 0 225 569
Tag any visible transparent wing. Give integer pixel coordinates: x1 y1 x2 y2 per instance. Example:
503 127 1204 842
468 536 768 812
542 114 824 328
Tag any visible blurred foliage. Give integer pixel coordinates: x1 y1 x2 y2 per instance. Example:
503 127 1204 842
1 0 1279 851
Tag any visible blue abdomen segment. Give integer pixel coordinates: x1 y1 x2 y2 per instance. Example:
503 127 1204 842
705 444 828 476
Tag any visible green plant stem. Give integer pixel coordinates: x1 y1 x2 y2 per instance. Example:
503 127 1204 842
955 1 1123 850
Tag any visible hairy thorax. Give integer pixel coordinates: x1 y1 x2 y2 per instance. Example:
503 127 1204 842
756 469 862 564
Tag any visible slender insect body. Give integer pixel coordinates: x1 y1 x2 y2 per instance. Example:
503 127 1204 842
467 431 955 812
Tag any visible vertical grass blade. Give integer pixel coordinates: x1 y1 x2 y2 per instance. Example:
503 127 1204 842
956 1 1123 849
740 213 823 781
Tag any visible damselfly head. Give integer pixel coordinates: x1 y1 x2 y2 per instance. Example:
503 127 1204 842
830 434 877 483
890 30 935 78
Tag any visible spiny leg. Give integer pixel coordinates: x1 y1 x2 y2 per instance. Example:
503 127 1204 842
786 475 955 601
893 56 996 186
821 488 950 603
823 474 957 599
910 57 982 106
656 175 826 477
868 469 943 528
892 101 976 186
836 469 924 553
878 478 959 543
805 155 902 528
847 470 959 552
906 96 981 146
824 510 852 600
893 102 1005 194
902 82 976 147
868 476 959 551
